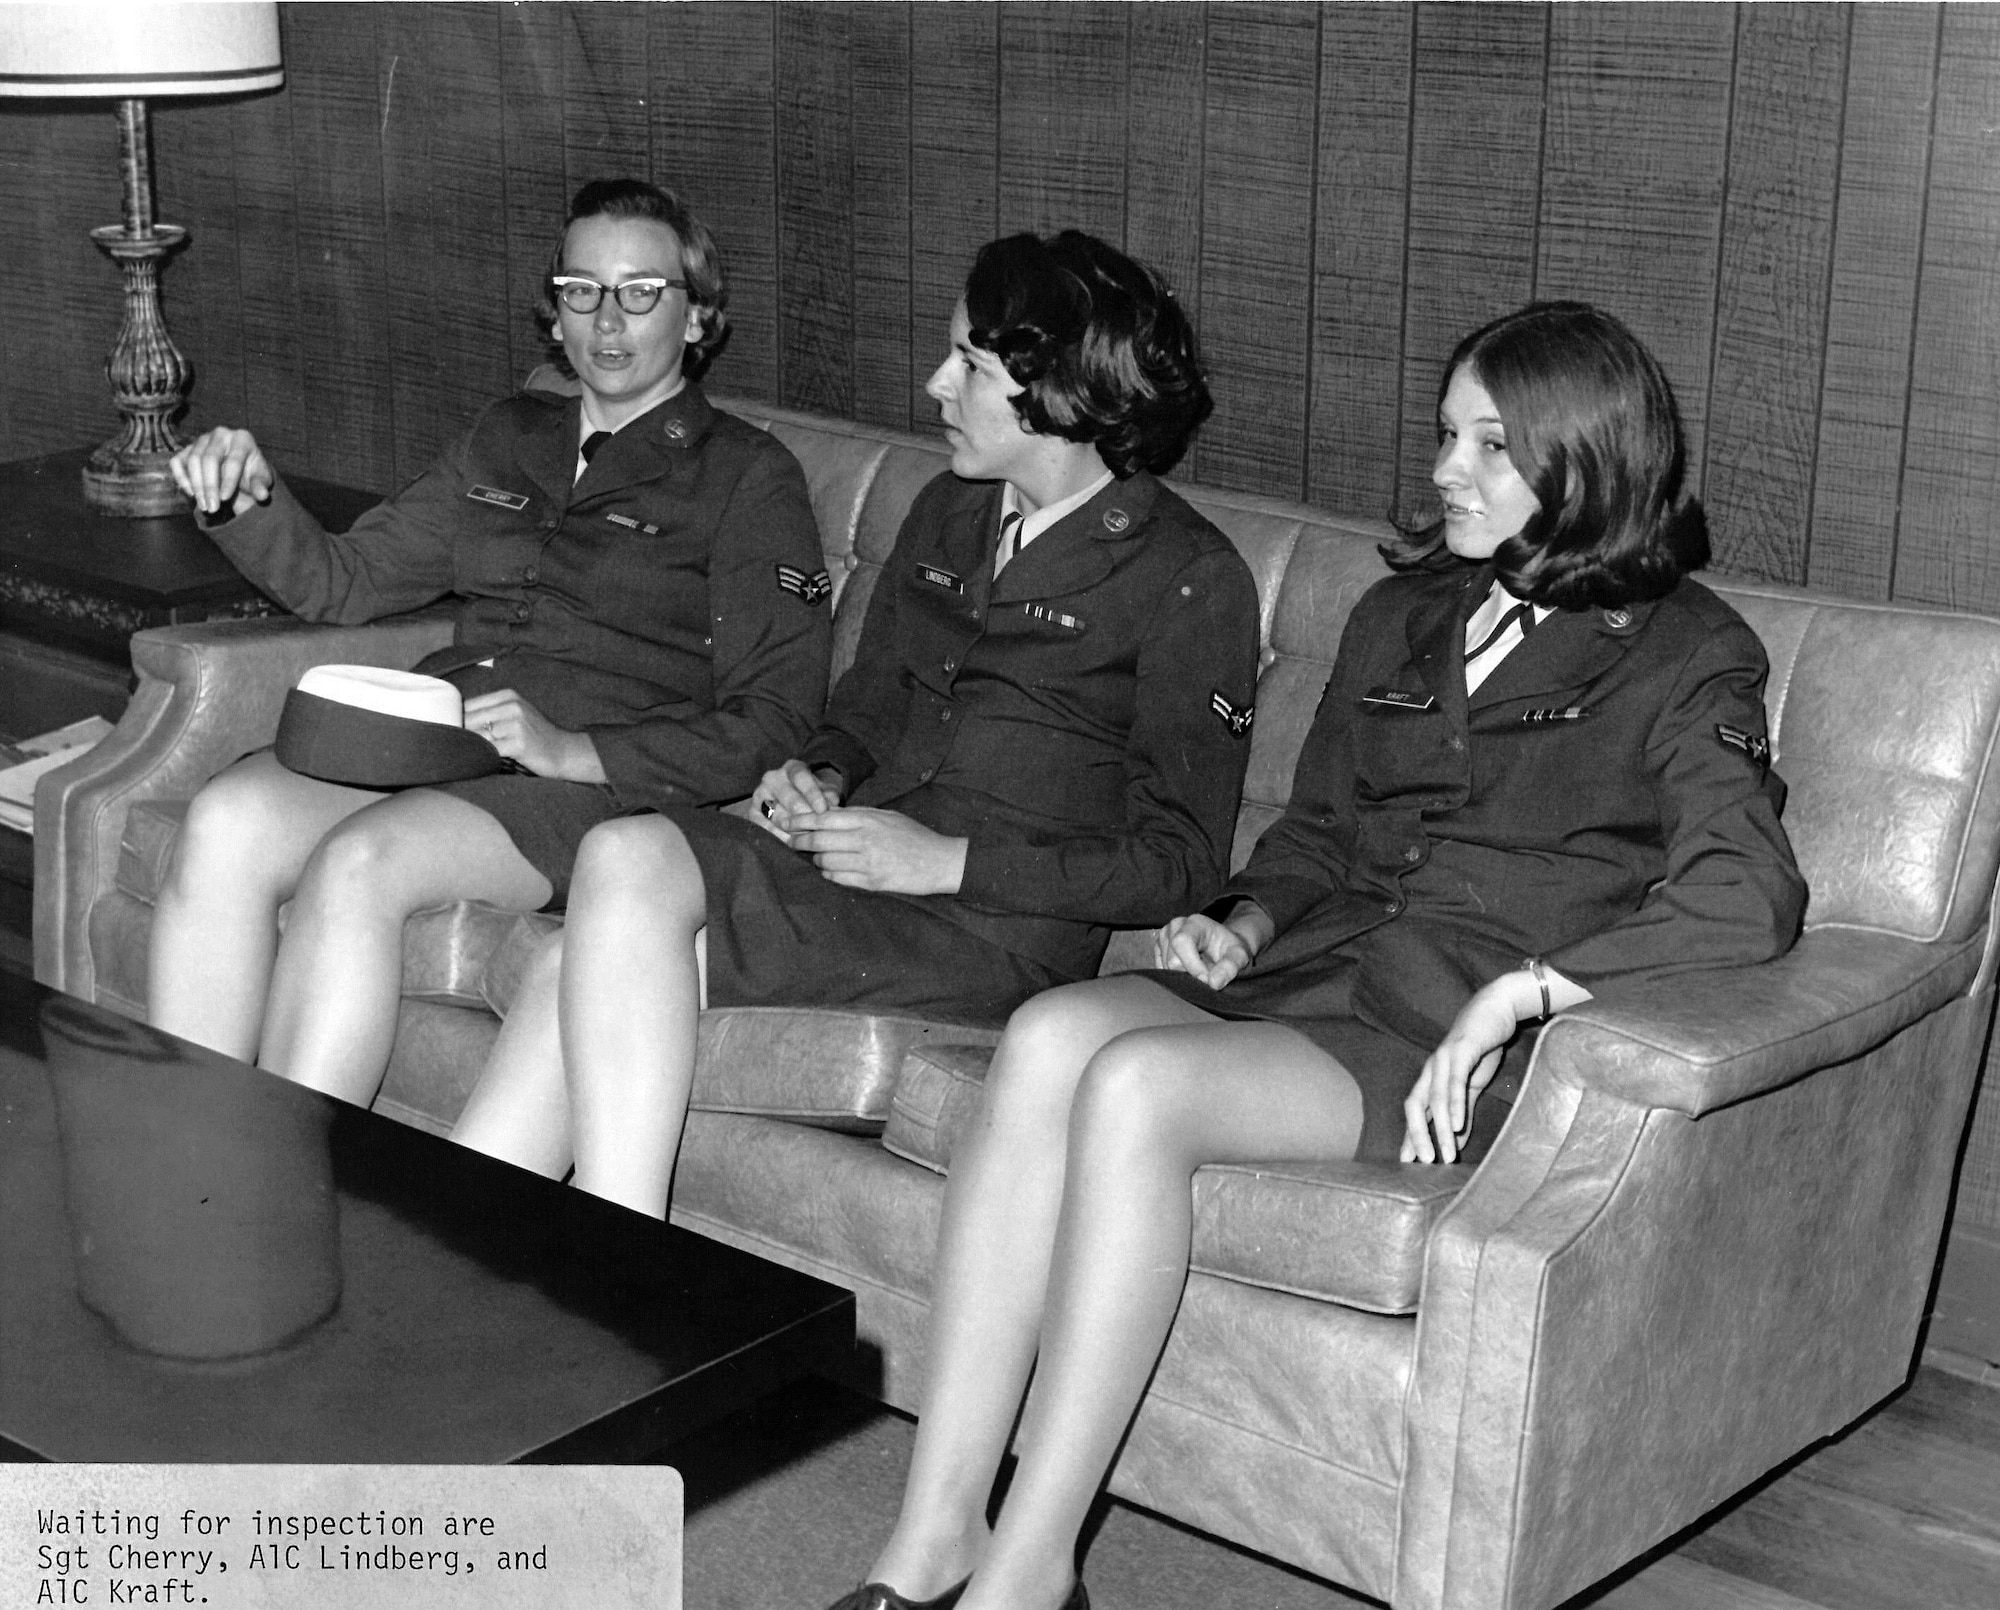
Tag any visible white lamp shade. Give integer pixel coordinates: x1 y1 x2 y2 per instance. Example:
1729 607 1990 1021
0 3 283 98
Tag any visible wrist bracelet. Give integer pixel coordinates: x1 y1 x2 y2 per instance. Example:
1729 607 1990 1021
1523 956 1552 1019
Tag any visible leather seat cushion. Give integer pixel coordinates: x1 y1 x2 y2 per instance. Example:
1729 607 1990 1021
884 1040 1470 1313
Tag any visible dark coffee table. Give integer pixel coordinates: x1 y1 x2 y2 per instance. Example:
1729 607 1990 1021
0 970 853 1463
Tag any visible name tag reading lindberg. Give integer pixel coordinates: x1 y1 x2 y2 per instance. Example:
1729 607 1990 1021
466 485 530 511
1361 686 1437 711
918 564 965 594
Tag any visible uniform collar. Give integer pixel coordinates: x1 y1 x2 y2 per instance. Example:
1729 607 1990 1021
991 471 1159 603
568 384 716 502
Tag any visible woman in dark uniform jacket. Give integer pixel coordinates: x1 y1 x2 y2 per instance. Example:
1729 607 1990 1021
828 304 1808 1610
451 232 1263 1222
150 179 829 1105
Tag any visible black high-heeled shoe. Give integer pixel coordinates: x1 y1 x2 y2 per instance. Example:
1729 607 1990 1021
1059 1579 1089 1610
822 1579 970 1610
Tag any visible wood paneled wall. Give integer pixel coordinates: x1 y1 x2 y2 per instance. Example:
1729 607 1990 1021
3 3 1998 611
3 3 1999 612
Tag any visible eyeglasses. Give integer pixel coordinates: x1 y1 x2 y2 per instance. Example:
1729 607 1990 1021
550 275 688 315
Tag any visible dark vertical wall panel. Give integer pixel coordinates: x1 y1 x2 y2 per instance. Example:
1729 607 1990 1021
1899 5 2000 612
216 69 308 468
850 6 913 431
0 109 123 457
1536 4 1731 491
997 4 1127 244
1701 4 1847 584
776 5 854 417
649 4 778 402
1399 4 1546 515
380 6 513 485
1125 4 1205 329
1309 4 1412 518
1808 5 1938 602
562 3 647 191
498 6 568 388
1198 4 1320 501
909 5 999 420
283 5 393 490
153 101 248 436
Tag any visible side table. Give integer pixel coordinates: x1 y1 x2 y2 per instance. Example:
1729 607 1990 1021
0 449 379 969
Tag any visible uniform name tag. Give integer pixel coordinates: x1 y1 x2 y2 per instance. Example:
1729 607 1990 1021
918 564 964 594
1361 686 1437 711
1210 690 1254 736
606 511 661 535
466 485 530 511
1716 723 1771 768
1018 602 1086 632
776 563 833 605
1521 705 1589 723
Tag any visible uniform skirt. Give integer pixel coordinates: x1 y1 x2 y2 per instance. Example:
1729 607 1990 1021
430 773 623 906
665 808 1064 1026
1139 943 1531 1164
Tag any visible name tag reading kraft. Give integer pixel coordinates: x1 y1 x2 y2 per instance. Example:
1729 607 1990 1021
918 565 964 594
466 486 531 511
1361 686 1437 711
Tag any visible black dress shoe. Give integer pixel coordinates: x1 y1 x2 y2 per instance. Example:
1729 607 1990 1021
1060 1580 1089 1610
822 1579 970 1610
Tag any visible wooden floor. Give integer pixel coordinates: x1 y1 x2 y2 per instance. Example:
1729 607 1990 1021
1575 1367 2000 1610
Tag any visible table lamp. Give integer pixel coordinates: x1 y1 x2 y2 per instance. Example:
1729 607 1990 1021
0 3 283 517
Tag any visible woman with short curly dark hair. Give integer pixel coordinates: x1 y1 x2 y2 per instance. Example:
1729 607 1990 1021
452 231 1261 1230
817 302 1805 1610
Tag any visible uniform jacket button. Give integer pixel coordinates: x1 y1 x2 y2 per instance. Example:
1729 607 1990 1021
513 603 530 621
522 566 538 584
939 708 953 723
943 657 957 674
1403 846 1422 864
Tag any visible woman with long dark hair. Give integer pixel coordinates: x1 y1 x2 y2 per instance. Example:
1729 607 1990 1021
829 302 1807 1610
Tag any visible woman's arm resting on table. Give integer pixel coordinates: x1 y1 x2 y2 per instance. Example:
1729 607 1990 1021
170 427 275 517
1402 963 1592 1164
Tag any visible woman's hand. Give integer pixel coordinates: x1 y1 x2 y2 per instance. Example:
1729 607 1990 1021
1155 903 1271 990
170 427 275 516
785 807 968 895
1402 981 1519 1164
1402 964 1589 1163
749 760 843 840
462 689 605 782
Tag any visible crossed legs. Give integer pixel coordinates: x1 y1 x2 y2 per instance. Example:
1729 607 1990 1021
866 975 1365 1610
452 814 708 1218
149 750 553 1101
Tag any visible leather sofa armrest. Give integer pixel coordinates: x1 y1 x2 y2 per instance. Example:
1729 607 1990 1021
1396 926 1992 1610
33 612 454 998
1537 927 1983 1117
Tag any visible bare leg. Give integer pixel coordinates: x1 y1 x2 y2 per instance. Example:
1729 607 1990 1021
561 815 708 1219
450 927 574 1178
862 976 1244 1601
965 1018 1363 1610
148 751 384 1060
257 790 552 1103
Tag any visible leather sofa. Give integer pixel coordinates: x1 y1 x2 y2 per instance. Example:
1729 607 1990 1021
35 398 2000 1610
